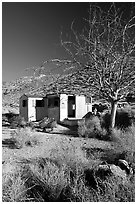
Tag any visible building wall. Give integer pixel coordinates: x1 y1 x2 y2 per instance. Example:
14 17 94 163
60 94 92 121
28 98 36 121
19 95 28 121
28 97 45 121
86 102 92 113
48 107 60 121
20 94 92 122
60 94 68 121
75 95 87 119
36 99 48 121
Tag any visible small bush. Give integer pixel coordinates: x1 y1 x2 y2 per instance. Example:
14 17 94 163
26 157 69 201
78 116 108 139
26 121 36 129
39 117 57 131
11 127 40 148
110 125 135 164
110 125 135 150
9 116 27 129
78 116 101 138
3 157 135 202
102 108 135 130
47 140 88 170
2 161 29 202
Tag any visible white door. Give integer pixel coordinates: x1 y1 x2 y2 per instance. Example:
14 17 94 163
28 98 36 121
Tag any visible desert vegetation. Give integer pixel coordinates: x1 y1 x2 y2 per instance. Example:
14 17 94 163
2 106 135 202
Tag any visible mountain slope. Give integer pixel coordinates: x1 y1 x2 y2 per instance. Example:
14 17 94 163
2 68 135 114
2 74 58 113
2 68 95 113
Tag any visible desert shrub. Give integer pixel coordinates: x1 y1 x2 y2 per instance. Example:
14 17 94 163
26 121 36 129
47 140 88 170
78 116 101 138
110 125 135 151
102 107 135 130
109 125 135 165
11 127 40 148
39 117 57 131
92 103 109 113
25 157 69 201
9 115 27 128
78 117 108 139
4 112 17 121
2 160 30 202
26 157 135 202
95 174 135 202
3 153 135 202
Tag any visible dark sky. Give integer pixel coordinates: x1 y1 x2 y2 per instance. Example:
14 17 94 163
2 2 134 82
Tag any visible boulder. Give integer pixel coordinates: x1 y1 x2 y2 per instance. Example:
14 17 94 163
97 164 111 179
83 112 93 119
110 164 127 182
117 159 133 175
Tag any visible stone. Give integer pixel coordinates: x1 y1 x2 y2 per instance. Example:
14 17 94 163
97 164 111 179
117 159 131 175
110 164 127 182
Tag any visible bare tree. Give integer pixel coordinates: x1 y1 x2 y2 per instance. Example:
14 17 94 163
42 3 135 128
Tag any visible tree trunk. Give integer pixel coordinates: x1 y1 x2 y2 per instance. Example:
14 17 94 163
110 101 117 128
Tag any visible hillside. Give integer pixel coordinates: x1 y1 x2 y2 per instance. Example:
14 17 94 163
2 74 58 114
2 68 96 114
2 67 135 114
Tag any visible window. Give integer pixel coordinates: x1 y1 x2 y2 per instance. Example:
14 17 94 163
48 97 59 108
22 100 27 107
36 100 44 107
85 97 91 104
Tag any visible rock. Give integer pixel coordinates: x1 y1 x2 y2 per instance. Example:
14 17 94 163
110 164 127 182
83 112 93 119
117 159 132 175
97 164 111 179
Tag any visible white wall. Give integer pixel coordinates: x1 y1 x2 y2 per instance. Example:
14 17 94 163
60 95 92 120
28 97 44 121
60 94 68 121
76 95 87 119
75 96 92 119
28 98 36 121
86 102 92 113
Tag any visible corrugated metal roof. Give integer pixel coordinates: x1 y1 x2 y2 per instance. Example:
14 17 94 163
44 92 89 98
20 94 44 98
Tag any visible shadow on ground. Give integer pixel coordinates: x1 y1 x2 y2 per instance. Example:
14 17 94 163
35 123 79 137
2 138 19 149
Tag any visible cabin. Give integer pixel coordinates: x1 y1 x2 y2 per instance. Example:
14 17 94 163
19 94 47 122
19 93 92 122
44 93 92 122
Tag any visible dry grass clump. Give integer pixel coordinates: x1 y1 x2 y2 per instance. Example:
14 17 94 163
109 125 135 169
46 140 88 169
78 116 107 139
11 127 40 148
2 160 31 202
2 156 135 202
2 108 135 202
102 107 135 130
110 124 135 149
9 115 27 128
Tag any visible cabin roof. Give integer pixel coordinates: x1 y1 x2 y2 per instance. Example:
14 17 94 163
44 93 90 98
20 94 44 98
20 92 92 99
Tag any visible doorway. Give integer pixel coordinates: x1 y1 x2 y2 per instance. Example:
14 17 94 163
68 96 75 117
